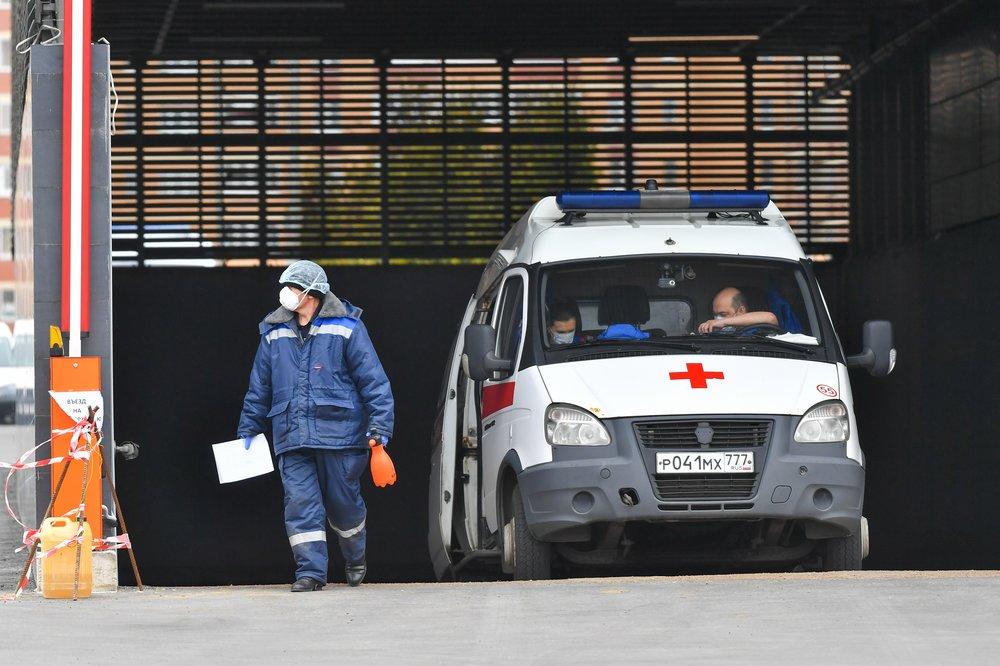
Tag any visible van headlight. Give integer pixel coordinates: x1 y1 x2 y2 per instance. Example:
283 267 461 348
545 404 612 446
794 400 850 443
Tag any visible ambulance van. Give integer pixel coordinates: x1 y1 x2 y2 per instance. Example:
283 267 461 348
428 184 895 580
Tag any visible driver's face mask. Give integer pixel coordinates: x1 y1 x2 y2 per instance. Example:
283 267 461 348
550 329 575 345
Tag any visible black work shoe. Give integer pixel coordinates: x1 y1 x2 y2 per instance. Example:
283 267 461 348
345 560 366 587
290 577 325 592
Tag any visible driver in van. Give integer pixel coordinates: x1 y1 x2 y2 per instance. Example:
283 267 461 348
697 287 779 334
547 301 583 345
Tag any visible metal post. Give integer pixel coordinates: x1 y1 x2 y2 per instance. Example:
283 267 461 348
500 54 511 228
135 61 146 266
378 53 389 266
256 58 268 266
623 52 634 188
743 54 756 191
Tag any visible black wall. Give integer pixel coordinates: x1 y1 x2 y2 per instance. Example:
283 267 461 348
832 220 1000 569
114 253 999 586
838 0 1000 569
113 267 479 584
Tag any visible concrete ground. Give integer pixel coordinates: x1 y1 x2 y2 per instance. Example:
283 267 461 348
0 508 24 592
2 571 998 664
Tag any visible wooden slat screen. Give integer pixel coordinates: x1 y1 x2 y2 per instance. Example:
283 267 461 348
110 54 850 265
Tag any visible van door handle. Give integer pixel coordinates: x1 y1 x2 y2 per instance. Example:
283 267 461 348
483 419 496 431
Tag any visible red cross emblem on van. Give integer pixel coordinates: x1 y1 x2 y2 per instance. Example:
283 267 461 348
669 363 725 389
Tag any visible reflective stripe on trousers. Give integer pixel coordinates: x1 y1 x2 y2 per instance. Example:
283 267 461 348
278 448 369 583
288 530 327 548
329 518 365 539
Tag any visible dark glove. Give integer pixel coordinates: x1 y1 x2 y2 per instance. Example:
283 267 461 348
241 435 256 450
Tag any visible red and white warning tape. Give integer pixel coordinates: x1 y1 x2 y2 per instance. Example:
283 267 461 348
16 504 83 553
0 418 127 599
8 529 131 600
94 533 131 551
37 527 85 561
2 418 96 531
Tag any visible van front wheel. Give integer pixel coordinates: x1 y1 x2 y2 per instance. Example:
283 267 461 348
821 531 864 571
502 484 551 580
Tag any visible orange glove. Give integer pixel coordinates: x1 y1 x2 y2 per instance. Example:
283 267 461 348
368 438 397 487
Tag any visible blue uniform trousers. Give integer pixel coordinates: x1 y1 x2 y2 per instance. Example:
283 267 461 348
278 448 368 583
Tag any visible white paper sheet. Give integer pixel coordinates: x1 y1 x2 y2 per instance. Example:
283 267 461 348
770 333 820 346
212 434 274 484
49 390 105 431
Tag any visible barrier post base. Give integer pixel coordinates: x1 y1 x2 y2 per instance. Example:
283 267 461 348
92 551 118 592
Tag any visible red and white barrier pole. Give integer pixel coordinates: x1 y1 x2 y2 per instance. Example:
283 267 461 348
61 0 92 357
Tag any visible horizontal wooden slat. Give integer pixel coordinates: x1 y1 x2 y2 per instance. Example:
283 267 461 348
110 55 851 265
633 56 748 132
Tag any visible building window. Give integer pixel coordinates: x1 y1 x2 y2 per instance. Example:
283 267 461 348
0 163 10 197
0 101 9 134
1 288 13 320
0 38 9 72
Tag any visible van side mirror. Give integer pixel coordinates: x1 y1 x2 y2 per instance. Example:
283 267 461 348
464 324 513 382
846 320 896 377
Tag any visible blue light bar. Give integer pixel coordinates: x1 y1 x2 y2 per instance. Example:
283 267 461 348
556 189 770 212
688 191 770 210
556 191 641 210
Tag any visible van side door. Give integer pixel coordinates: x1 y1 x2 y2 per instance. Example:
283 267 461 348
480 269 528 529
428 295 477 580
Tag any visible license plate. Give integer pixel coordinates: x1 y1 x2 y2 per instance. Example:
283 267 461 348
655 451 754 474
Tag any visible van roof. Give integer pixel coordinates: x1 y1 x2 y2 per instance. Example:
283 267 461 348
495 195 805 268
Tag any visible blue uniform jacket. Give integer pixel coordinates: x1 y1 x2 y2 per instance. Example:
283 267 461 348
238 292 395 455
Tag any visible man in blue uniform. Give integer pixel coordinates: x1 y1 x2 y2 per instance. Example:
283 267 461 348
238 260 394 592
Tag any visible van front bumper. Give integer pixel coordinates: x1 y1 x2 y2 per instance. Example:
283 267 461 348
516 415 864 541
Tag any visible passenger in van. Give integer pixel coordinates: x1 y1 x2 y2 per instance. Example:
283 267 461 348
598 323 650 341
596 285 652 341
547 301 582 345
697 287 779 334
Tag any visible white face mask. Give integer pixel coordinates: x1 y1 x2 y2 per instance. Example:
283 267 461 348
278 273 323 312
551 330 575 345
279 286 306 312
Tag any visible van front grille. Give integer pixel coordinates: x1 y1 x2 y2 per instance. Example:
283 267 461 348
634 420 771 449
653 474 757 500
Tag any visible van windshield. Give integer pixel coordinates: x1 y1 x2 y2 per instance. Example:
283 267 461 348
539 257 823 353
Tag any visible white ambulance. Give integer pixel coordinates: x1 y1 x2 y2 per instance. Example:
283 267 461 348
428 183 895 580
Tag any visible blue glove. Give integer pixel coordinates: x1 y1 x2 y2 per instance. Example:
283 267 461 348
366 430 387 448
242 435 255 450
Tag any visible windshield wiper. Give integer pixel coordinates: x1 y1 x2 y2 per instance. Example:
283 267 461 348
706 334 816 354
560 339 700 352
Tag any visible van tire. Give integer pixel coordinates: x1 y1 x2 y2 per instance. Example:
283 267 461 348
503 484 551 580
822 531 863 571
